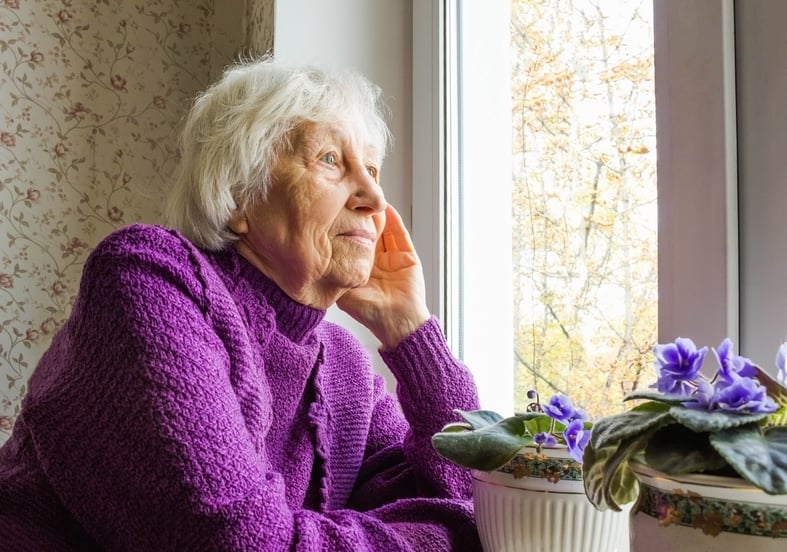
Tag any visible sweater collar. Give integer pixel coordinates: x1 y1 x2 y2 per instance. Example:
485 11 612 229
212 247 326 343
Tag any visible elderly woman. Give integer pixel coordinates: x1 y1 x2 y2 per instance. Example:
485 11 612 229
0 58 482 550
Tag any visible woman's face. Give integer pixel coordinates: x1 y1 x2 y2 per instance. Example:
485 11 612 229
230 117 387 308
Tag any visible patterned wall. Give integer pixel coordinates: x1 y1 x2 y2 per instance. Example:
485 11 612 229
246 0 274 56
0 0 276 443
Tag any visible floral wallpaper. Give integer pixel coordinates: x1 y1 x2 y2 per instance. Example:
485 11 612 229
0 0 273 444
246 0 274 56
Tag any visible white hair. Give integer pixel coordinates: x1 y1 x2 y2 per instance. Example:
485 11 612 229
165 56 392 250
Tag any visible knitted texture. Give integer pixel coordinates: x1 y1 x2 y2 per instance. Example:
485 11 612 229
0 224 482 551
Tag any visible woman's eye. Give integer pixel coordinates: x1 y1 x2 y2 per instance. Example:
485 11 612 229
321 152 337 166
366 166 378 178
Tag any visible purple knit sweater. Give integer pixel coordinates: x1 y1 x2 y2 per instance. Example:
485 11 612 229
0 224 482 551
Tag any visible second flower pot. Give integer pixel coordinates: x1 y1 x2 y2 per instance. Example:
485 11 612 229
629 459 787 551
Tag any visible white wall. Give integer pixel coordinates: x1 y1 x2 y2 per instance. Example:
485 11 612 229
655 0 787 371
274 0 413 389
736 1 787 366
654 1 739 353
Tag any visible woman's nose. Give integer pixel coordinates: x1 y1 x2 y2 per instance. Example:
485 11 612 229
348 167 386 213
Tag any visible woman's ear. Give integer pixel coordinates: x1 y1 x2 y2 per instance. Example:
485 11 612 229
227 209 249 235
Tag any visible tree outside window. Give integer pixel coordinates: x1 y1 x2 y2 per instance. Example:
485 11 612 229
510 0 657 416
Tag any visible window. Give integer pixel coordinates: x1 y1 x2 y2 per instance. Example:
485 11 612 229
413 0 756 415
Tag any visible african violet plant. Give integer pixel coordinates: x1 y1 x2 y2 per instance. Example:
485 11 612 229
431 392 592 473
584 337 787 511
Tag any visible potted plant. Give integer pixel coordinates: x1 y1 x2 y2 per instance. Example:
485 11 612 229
583 337 787 551
432 392 629 552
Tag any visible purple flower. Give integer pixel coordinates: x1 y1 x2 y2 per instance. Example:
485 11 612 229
564 419 591 463
776 342 787 385
652 337 708 395
542 394 583 424
684 378 715 410
713 375 778 414
570 406 590 423
714 338 757 385
534 432 558 447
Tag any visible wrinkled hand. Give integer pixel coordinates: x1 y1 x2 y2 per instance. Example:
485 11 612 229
337 205 431 349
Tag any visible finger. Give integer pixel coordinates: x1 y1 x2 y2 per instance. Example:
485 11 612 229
382 232 398 252
374 207 388 253
384 205 416 252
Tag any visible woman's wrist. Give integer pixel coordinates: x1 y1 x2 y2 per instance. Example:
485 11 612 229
376 308 431 350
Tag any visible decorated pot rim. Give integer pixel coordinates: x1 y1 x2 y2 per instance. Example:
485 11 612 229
630 459 787 538
630 459 786 505
493 445 583 482
630 459 780 493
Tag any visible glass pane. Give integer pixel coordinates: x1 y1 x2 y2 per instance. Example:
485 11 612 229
509 0 657 417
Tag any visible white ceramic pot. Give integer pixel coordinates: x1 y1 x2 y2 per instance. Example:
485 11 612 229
472 446 630 552
629 460 787 552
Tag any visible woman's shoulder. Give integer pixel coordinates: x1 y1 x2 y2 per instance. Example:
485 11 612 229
90 223 194 259
81 224 221 299
85 223 217 276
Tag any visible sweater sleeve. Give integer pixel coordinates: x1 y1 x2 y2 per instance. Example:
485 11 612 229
21 227 480 551
348 318 481 510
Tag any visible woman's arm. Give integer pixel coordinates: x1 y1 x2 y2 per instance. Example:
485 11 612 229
350 318 481 510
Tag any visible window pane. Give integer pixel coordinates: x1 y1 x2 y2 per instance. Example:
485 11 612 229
454 0 657 416
508 0 657 416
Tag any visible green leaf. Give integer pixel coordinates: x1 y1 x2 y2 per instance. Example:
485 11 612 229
768 405 787 429
583 430 650 511
453 409 503 430
432 416 532 471
439 422 473 432
514 411 550 421
582 441 615 509
644 424 727 475
590 402 672 449
624 390 697 405
709 425 787 494
668 405 768 432
602 434 646 510
523 413 555 436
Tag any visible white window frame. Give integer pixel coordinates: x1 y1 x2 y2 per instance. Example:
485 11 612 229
413 0 514 413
